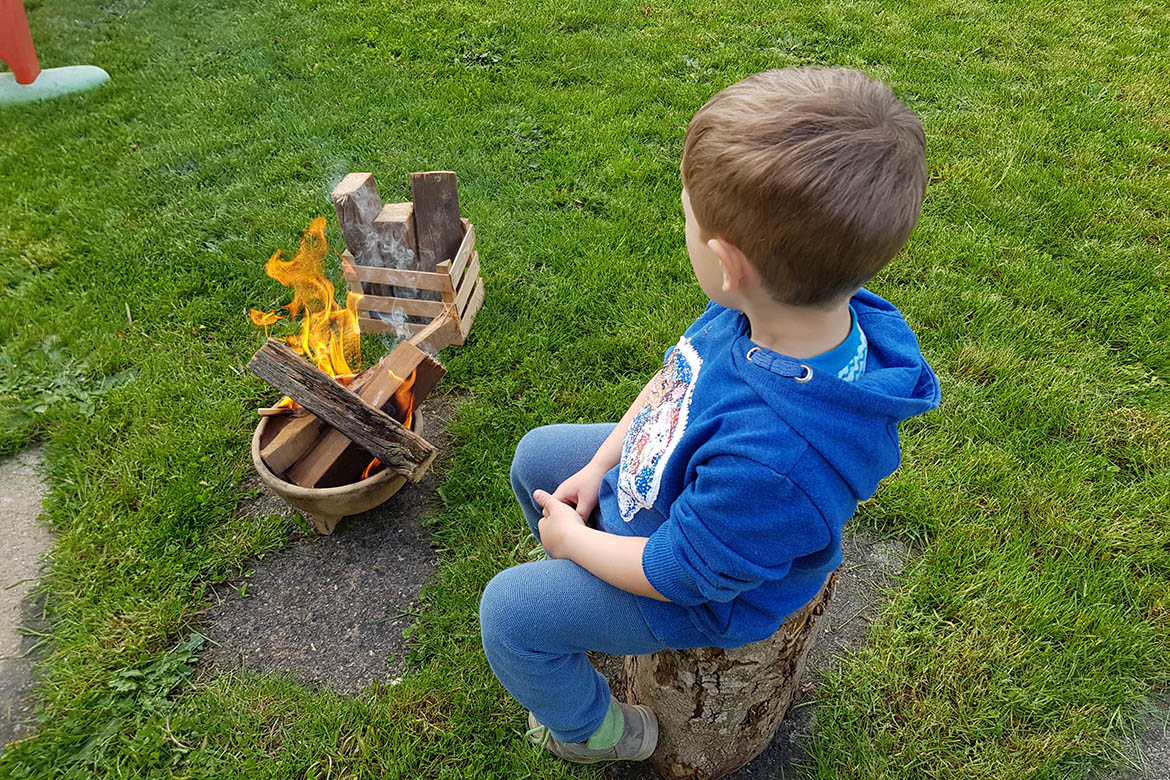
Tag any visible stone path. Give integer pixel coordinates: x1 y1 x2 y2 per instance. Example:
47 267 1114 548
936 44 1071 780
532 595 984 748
0 447 52 746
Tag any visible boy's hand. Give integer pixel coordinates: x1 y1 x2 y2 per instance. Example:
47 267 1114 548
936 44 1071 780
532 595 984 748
533 489 670 602
551 463 607 522
533 489 587 559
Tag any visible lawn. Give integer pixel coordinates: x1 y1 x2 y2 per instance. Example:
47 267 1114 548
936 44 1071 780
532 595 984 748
0 0 1167 777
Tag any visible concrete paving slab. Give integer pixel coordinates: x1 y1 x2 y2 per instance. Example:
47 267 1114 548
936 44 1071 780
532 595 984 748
0 447 51 746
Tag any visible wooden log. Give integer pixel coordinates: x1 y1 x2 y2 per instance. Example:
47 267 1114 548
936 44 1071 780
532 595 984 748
625 572 838 780
286 341 446 488
374 202 417 268
256 358 388 475
375 201 430 302
260 416 327 474
377 201 438 306
410 171 462 271
332 173 390 297
247 339 435 482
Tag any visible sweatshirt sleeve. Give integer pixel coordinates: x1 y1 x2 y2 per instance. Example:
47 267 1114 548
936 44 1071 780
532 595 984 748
641 456 832 606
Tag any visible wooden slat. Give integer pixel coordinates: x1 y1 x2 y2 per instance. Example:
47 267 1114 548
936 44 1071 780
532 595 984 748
360 313 461 352
345 264 454 293
247 340 435 482
462 277 485 328
411 171 462 270
359 316 422 336
454 252 480 314
449 222 476 290
356 294 448 319
411 313 461 353
451 278 485 347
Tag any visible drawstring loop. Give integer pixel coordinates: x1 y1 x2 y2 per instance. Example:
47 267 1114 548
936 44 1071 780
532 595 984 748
746 346 813 382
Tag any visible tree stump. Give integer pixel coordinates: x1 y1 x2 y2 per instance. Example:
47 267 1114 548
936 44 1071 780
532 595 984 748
625 572 838 780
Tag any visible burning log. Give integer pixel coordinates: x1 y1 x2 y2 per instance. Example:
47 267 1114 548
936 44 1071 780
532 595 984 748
248 339 435 482
258 416 326 473
257 356 391 474
285 340 446 488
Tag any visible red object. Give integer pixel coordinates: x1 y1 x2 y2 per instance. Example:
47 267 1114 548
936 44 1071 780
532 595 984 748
1 0 41 84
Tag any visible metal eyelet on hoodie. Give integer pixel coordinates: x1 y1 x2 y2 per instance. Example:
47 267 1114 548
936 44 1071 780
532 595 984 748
747 347 814 383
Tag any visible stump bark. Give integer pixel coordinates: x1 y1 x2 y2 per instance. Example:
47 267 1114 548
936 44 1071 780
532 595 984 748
625 572 838 780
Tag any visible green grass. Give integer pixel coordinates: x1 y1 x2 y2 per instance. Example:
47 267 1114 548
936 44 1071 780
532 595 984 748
1 0 1167 777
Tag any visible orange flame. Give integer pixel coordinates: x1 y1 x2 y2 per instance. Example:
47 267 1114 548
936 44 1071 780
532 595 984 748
390 368 418 431
249 309 283 339
251 218 362 377
361 368 419 480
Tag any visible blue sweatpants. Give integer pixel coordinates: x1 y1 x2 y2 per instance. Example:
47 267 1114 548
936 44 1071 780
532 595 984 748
478 424 669 743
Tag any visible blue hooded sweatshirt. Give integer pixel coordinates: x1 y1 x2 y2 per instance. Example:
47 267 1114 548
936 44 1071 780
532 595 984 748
595 288 941 648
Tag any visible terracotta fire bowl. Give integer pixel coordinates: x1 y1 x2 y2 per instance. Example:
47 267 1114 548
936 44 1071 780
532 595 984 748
251 412 424 535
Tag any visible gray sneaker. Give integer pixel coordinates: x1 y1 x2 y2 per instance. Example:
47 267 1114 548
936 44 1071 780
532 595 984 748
525 697 658 764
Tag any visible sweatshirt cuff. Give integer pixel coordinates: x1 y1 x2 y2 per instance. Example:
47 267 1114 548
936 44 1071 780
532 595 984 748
641 529 704 607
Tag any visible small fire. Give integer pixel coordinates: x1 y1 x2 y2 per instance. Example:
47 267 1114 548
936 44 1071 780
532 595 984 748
360 368 418 479
250 217 362 377
391 369 418 431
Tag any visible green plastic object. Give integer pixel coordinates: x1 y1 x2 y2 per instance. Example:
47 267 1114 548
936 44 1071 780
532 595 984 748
0 65 109 106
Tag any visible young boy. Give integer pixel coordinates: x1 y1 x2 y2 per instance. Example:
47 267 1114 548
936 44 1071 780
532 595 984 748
479 66 941 764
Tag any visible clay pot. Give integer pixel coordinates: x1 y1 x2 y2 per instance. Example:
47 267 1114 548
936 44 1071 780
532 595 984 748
250 412 423 534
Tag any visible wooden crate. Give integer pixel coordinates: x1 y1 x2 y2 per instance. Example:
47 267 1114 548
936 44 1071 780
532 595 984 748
332 171 485 354
342 217 483 353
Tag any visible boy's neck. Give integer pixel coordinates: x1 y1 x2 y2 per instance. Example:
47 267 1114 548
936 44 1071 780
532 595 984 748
738 291 853 360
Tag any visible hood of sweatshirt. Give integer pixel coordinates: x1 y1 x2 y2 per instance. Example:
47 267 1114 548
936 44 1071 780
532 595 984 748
731 287 941 500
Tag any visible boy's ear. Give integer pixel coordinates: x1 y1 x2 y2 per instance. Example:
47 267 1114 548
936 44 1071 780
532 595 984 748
707 237 751 293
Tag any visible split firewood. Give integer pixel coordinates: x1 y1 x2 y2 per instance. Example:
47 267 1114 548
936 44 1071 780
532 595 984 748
285 340 446 488
259 415 327 474
374 202 430 304
248 339 435 482
332 173 392 297
410 171 462 270
257 359 386 474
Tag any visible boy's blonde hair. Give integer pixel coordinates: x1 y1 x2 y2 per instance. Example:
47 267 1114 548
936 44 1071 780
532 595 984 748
682 67 927 307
